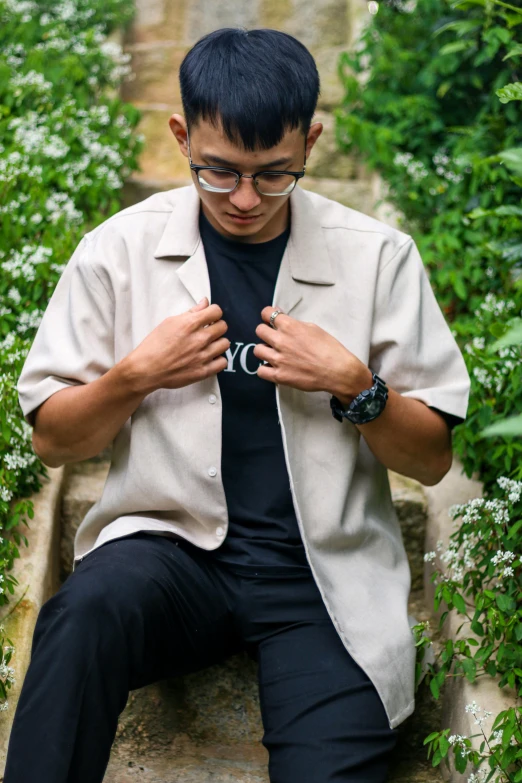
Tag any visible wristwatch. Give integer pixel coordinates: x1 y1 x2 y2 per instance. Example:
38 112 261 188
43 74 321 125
330 371 388 424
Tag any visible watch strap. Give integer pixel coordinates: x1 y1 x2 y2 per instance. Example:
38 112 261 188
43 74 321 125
330 371 388 424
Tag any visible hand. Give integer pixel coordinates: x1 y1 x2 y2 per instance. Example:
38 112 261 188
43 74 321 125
253 306 373 403
126 297 230 395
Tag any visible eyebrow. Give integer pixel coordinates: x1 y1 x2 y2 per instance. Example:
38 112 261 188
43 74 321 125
202 153 294 168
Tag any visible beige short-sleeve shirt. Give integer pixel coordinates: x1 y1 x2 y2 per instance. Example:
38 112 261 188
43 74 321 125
17 184 470 729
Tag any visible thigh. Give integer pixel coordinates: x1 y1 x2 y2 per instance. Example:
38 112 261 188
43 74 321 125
51 532 243 690
257 618 399 783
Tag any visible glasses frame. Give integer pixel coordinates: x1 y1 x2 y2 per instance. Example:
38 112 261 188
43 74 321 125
186 132 307 197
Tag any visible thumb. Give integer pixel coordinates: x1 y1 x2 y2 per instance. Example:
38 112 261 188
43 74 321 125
189 297 208 312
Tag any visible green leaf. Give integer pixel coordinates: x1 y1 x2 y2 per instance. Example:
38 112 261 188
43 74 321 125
503 44 522 61
461 657 477 682
491 319 522 349
439 734 451 757
497 82 522 103
454 276 467 300
434 20 481 37
508 519 522 540
496 593 516 613
453 593 467 614
492 204 522 216
488 322 507 338
481 415 522 438
498 147 522 176
439 40 476 56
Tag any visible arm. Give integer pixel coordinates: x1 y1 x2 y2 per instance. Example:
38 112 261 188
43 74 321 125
329 365 453 486
31 357 147 468
30 296 229 468
327 235 470 485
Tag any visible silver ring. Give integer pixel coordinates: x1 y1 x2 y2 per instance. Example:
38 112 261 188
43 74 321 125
269 309 282 329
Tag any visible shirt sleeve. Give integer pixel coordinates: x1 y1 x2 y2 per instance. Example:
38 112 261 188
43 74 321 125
16 233 115 427
369 237 470 420
429 407 464 431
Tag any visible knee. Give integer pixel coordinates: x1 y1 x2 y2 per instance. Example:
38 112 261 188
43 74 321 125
35 566 138 646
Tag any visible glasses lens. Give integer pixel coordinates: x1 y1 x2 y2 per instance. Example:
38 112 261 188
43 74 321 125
255 173 297 196
198 169 238 193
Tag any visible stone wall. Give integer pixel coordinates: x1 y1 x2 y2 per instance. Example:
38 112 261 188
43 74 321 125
121 0 380 216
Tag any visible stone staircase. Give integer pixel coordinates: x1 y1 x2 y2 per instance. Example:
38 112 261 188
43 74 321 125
59 458 443 782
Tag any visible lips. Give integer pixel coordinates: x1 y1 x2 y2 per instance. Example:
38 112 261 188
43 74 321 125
227 213 261 221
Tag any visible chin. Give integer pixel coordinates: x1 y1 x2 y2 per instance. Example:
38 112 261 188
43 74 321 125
223 217 268 235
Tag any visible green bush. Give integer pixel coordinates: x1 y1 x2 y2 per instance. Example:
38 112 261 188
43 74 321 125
336 0 522 493
0 0 143 617
335 0 522 320
336 1 522 778
417 478 522 779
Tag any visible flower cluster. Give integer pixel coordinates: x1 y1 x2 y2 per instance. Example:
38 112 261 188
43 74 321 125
465 701 493 727
0 0 143 633
0 621 16 712
393 151 429 180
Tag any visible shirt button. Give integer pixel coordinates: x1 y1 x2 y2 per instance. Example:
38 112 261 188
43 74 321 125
208 466 217 477
216 526 225 537
209 394 217 404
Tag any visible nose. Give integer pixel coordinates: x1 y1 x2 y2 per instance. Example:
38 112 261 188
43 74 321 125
229 176 262 213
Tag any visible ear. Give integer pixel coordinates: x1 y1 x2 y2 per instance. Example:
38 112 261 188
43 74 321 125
305 121 323 161
169 113 189 159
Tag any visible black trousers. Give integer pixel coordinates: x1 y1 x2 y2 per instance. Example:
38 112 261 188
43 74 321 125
3 532 399 782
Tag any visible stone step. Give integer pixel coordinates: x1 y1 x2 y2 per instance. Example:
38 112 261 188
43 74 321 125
59 460 442 782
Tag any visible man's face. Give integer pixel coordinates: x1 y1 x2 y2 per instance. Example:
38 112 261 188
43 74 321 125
169 114 322 243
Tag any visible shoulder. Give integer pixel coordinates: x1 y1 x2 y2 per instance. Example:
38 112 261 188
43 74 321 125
75 186 193 288
83 186 190 250
299 187 414 265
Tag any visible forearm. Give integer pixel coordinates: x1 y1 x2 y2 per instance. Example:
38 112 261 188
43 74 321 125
355 387 453 485
32 355 149 468
328 364 452 486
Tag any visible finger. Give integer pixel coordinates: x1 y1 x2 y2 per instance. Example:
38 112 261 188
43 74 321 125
202 319 229 343
255 323 279 346
188 297 209 312
253 343 278 364
194 303 224 327
261 305 289 328
257 363 277 383
206 336 231 359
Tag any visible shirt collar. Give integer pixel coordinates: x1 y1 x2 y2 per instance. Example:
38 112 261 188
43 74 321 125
153 184 335 286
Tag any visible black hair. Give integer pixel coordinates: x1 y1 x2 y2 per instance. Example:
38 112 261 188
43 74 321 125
179 28 320 151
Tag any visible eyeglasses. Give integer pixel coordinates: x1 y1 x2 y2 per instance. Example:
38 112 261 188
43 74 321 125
187 133 307 197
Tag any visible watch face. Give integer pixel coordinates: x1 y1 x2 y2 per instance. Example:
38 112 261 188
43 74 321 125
363 398 384 417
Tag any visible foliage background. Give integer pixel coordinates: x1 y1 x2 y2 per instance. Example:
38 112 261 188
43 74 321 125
336 0 522 778
335 0 522 495
0 0 143 611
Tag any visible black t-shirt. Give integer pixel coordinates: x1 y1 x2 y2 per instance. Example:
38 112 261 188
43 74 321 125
197 208 462 576
199 208 311 576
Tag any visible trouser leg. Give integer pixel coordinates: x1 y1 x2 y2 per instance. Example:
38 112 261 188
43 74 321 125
244 574 399 783
3 532 242 783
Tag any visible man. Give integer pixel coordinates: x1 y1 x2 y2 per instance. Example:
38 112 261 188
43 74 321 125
6 27 470 783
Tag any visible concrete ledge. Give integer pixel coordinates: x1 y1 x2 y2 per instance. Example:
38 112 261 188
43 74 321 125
0 464 66 774
424 461 517 782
